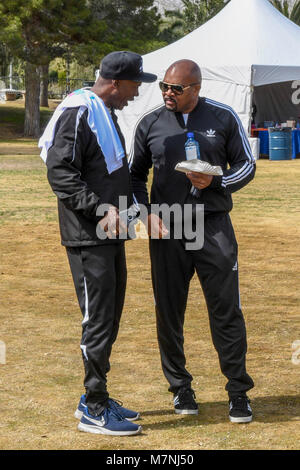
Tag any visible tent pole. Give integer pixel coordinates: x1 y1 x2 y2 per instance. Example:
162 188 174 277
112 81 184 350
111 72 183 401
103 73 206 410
248 66 254 137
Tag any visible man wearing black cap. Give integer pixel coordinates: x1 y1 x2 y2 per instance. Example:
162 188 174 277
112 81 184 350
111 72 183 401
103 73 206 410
40 51 156 436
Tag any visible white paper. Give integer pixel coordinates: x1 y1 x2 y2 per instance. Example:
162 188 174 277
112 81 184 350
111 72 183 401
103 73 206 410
175 159 223 176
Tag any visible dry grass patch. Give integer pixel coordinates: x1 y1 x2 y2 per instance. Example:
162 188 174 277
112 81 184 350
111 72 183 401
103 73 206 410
0 141 300 449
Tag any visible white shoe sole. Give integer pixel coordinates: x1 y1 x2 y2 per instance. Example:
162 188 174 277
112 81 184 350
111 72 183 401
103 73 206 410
229 415 252 423
75 408 140 421
78 422 142 436
175 409 199 415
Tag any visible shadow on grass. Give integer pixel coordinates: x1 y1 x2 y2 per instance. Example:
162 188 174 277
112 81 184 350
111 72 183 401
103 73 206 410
141 395 300 429
0 103 54 139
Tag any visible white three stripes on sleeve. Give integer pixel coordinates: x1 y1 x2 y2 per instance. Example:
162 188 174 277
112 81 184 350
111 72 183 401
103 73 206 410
205 98 255 189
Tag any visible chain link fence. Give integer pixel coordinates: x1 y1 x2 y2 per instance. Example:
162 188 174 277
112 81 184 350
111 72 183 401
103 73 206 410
0 76 95 101
48 78 95 99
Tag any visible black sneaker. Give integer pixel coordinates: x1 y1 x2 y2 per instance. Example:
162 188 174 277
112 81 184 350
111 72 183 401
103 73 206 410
173 387 198 415
229 395 252 423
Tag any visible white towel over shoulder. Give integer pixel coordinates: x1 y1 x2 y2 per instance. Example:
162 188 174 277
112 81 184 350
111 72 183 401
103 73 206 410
38 89 125 174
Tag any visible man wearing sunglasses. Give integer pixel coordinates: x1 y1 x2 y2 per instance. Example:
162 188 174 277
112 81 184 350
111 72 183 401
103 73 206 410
130 59 255 423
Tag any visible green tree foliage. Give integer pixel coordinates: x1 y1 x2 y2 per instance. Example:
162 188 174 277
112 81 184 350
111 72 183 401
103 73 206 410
0 0 104 65
0 0 164 135
159 0 229 43
0 0 105 136
85 0 165 60
270 0 300 25
182 0 229 33
159 9 187 43
0 43 10 77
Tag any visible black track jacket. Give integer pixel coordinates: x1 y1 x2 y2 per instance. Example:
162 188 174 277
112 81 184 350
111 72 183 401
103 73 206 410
46 107 133 247
130 97 256 215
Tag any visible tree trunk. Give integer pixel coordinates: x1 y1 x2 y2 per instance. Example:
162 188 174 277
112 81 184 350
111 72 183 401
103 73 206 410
40 63 49 108
24 62 40 138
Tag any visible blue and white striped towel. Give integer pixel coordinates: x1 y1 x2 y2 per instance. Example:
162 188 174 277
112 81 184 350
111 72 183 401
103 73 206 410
38 88 125 174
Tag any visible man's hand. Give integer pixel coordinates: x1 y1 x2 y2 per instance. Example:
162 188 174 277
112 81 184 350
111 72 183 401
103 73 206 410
147 213 169 239
98 205 127 239
186 171 213 189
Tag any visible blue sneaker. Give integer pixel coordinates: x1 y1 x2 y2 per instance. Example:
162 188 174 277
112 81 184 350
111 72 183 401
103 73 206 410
74 394 88 420
108 398 140 421
74 394 140 421
78 406 142 436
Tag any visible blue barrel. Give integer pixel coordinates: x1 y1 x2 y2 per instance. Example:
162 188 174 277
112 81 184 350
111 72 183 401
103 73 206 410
269 127 292 160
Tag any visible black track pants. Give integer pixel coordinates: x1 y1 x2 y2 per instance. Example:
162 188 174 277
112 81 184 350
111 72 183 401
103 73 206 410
150 214 254 396
66 243 127 414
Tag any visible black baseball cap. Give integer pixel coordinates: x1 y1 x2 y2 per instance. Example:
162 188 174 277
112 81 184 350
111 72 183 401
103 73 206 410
99 51 157 83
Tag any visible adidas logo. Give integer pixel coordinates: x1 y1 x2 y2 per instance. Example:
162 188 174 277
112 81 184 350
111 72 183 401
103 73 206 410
232 261 238 271
206 129 216 138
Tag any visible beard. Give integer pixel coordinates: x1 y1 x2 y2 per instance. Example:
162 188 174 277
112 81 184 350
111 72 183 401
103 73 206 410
164 97 177 112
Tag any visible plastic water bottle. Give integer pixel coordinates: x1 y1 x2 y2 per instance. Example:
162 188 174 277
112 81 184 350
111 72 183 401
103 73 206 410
185 132 201 196
185 132 200 160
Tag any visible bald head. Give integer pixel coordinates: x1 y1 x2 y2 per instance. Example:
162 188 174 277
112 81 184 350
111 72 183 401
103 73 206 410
162 60 202 113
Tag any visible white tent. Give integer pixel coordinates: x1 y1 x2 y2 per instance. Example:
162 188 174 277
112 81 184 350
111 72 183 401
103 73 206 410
116 0 300 154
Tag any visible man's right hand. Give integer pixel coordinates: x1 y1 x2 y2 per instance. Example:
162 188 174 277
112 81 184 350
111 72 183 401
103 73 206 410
147 213 169 239
98 205 127 239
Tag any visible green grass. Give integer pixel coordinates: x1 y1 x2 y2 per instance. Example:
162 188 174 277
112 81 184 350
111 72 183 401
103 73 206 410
0 105 25 124
0 103 54 126
0 100 57 140
0 139 38 145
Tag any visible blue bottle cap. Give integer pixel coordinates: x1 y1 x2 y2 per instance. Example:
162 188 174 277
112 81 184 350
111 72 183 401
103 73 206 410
187 132 194 138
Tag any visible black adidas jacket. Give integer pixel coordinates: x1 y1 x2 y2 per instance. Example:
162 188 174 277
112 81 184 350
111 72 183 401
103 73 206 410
46 107 133 247
130 97 256 215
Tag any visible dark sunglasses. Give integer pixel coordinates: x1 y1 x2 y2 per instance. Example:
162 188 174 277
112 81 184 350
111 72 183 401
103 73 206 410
159 81 200 95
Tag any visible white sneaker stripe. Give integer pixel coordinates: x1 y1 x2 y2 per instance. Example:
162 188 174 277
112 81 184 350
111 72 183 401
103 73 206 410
84 414 105 427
